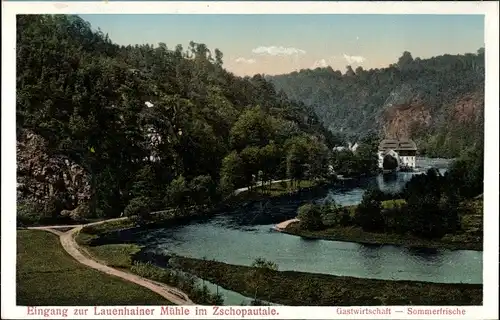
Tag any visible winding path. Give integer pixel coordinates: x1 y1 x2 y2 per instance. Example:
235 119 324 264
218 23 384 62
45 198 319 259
28 219 194 305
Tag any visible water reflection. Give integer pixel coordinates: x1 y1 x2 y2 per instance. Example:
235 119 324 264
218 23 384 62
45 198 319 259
358 245 383 276
406 247 442 262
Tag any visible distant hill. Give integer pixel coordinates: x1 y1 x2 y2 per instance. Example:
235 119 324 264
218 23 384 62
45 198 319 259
268 50 485 158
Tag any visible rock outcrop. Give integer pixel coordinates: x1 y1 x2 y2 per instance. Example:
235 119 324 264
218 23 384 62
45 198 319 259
380 90 484 142
17 129 92 220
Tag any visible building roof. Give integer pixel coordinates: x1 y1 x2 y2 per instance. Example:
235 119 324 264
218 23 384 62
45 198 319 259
379 139 417 151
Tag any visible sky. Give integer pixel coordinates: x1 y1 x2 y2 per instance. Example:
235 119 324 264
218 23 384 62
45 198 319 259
79 14 485 76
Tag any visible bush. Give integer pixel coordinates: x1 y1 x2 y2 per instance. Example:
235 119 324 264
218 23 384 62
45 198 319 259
17 200 42 226
130 261 225 305
124 196 152 219
382 203 410 234
320 202 352 227
406 193 446 238
297 203 324 230
354 189 384 231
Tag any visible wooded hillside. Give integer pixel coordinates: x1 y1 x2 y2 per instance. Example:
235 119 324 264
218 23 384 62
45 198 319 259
269 50 485 157
16 15 339 223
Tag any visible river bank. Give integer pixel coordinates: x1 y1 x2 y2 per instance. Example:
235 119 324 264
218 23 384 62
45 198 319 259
277 198 483 251
281 223 483 251
169 256 482 306
74 221 482 306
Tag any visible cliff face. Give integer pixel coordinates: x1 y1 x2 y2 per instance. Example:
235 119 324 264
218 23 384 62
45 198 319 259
380 102 433 140
17 129 92 220
379 90 484 155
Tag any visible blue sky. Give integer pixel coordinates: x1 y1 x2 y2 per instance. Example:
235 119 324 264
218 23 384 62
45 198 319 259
80 14 485 76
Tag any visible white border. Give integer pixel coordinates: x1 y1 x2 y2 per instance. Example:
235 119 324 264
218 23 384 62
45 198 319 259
2 2 499 319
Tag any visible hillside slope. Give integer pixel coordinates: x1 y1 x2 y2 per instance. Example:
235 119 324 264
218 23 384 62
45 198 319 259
16 15 338 222
269 51 485 157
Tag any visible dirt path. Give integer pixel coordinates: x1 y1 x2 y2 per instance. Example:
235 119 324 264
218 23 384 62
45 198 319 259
233 179 290 196
28 219 194 305
274 218 300 231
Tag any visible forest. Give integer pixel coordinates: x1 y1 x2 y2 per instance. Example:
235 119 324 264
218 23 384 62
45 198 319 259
269 49 485 158
16 15 343 223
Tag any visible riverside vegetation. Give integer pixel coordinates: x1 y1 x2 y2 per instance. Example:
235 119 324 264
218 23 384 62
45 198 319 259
16 15 484 306
287 147 484 251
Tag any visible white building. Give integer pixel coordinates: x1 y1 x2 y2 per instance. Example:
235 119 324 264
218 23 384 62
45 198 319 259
332 142 359 153
377 139 417 170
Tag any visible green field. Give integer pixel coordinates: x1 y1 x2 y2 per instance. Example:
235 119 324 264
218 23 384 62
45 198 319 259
17 230 171 306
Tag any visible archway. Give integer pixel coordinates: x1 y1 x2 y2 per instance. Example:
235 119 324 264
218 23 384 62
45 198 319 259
382 150 399 171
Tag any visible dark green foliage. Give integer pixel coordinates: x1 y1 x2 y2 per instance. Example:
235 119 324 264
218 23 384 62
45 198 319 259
17 15 334 221
297 203 324 231
445 142 484 198
173 256 483 306
269 50 484 158
129 261 224 305
124 196 152 220
329 134 379 177
319 200 352 227
354 189 385 232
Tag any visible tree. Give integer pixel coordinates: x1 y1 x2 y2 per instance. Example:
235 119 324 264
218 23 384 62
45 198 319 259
259 142 281 188
397 51 414 69
406 192 446 238
345 65 355 77
130 165 161 208
219 151 245 195
240 146 261 190
229 107 273 150
165 175 190 215
306 138 330 181
285 136 310 187
354 188 384 231
124 196 152 222
355 134 379 174
247 257 278 302
189 175 215 207
296 203 324 230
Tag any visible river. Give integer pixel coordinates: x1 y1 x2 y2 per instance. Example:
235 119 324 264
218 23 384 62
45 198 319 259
120 158 483 291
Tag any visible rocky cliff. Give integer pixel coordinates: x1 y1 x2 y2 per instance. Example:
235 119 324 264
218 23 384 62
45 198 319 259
380 90 484 140
17 129 92 221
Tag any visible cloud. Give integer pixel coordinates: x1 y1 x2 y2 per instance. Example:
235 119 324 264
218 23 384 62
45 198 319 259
312 58 333 69
252 46 306 56
235 57 257 64
343 54 366 64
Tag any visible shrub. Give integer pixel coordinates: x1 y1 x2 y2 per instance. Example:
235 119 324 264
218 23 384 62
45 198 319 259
124 196 151 219
354 189 384 231
17 200 42 226
297 203 324 230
